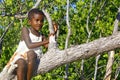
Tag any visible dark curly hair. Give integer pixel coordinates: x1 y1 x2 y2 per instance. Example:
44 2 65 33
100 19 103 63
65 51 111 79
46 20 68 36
28 8 45 20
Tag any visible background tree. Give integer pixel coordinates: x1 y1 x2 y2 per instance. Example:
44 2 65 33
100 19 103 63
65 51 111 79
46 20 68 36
0 0 120 80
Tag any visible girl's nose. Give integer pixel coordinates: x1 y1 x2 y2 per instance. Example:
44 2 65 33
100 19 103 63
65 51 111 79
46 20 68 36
38 21 41 24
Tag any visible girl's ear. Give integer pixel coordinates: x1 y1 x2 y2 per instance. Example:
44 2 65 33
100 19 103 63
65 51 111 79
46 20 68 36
28 20 31 24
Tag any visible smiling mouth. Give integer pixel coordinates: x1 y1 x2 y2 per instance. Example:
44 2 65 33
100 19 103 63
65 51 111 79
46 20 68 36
36 26 41 29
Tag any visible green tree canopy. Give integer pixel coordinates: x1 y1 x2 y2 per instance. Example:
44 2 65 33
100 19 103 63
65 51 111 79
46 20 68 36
0 0 120 80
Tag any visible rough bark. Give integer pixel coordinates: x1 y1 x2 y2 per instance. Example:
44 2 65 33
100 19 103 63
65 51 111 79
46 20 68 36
1 32 120 79
35 32 120 74
37 33 120 74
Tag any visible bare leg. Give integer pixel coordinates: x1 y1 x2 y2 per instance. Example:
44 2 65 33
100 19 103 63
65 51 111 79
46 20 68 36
15 59 27 80
27 50 37 80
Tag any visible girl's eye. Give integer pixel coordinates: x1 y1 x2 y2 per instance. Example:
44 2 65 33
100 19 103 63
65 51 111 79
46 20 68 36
36 19 39 21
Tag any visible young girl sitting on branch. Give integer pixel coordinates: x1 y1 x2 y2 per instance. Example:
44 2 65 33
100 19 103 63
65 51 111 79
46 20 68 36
3 8 58 80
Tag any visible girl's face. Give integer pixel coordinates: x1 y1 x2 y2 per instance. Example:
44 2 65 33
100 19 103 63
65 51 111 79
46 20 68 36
29 13 44 31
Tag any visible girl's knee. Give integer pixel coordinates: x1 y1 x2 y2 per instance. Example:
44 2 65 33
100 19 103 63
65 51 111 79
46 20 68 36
16 59 27 68
27 50 37 60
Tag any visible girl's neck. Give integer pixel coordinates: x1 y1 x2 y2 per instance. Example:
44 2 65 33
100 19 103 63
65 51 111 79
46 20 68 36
30 27 40 37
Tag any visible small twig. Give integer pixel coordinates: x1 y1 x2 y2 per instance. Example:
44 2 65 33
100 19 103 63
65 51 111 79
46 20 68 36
65 0 71 49
0 21 14 44
94 54 101 80
1 0 42 19
65 0 71 79
113 8 120 34
32 0 42 9
20 19 23 27
114 59 120 80
110 1 119 9
86 65 106 79
86 0 94 35
80 0 94 79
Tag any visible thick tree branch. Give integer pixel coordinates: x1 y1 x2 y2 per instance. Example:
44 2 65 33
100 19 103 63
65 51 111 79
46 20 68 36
42 9 57 51
1 32 120 79
37 32 120 73
42 9 54 34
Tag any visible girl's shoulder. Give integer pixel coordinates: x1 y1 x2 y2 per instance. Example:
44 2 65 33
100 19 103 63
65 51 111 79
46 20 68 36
21 27 29 31
20 27 29 41
21 27 31 35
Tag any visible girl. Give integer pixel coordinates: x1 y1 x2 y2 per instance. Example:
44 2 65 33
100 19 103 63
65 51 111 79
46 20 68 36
4 8 57 80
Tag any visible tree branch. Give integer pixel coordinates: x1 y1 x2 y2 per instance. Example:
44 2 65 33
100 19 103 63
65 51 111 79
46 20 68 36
1 32 120 79
65 0 71 79
32 0 42 9
42 9 54 34
42 9 57 51
104 7 120 80
0 21 14 44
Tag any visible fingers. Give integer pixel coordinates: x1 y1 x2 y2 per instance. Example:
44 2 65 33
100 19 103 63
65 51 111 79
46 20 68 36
52 21 58 33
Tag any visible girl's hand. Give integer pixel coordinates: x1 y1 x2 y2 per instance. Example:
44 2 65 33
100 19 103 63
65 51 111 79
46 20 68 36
52 21 58 34
42 36 49 48
43 36 49 43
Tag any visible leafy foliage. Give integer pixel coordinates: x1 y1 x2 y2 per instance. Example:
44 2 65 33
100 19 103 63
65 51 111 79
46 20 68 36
0 0 120 80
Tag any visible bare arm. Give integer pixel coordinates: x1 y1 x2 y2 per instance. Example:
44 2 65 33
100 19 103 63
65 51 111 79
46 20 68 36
21 27 49 49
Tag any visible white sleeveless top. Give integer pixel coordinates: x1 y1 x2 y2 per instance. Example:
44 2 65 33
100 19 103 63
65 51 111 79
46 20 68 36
15 29 43 57
4 29 43 69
